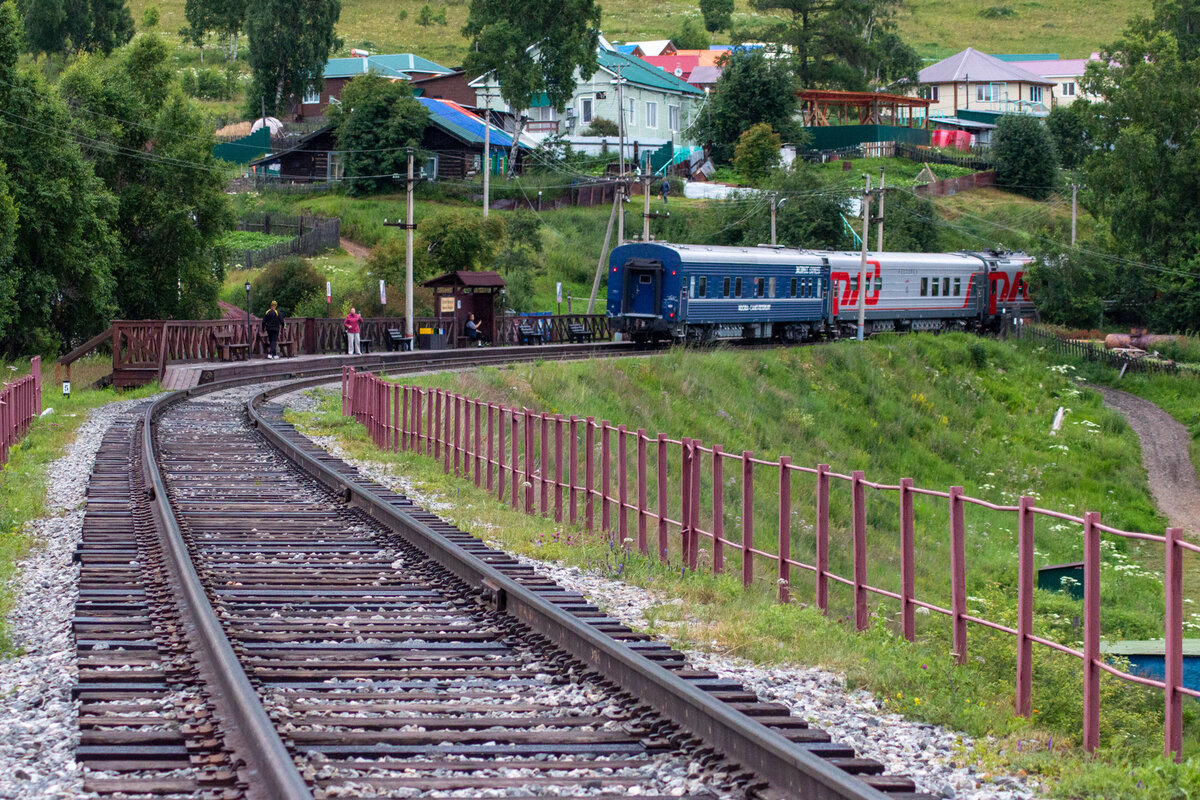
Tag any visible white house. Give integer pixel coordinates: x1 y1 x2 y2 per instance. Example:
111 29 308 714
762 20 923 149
1000 54 1101 106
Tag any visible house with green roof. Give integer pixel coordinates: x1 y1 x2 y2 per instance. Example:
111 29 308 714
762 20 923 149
468 46 704 148
299 53 453 118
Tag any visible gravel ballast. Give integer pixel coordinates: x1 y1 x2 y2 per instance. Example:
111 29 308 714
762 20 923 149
0 397 158 800
279 385 1045 800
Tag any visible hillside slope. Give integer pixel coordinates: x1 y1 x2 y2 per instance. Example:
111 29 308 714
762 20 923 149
131 0 1145 68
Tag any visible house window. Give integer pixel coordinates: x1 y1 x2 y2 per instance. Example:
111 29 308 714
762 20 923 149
921 86 940 102
698 276 706 297
976 83 1004 102
723 277 730 297
668 105 680 131
1030 85 1043 103
472 154 482 173
419 156 438 180
531 106 557 122
1062 82 1076 96
626 98 636 127
580 97 594 124
303 85 320 104
645 101 657 128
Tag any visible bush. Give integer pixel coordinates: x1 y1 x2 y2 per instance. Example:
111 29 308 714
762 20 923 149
1046 101 1091 169
673 17 710 50
732 123 781 182
250 257 325 316
582 117 619 137
993 114 1059 200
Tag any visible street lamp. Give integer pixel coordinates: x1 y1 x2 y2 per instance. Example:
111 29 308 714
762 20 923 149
244 280 252 355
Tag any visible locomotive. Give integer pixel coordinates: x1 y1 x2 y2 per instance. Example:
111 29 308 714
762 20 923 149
605 242 1034 343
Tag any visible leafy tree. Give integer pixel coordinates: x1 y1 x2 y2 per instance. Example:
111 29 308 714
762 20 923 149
250 256 324 316
462 0 600 172
416 210 506 279
582 117 618 136
701 0 734 32
748 0 919 89
673 17 710 50
141 6 159 29
182 0 246 59
24 0 133 55
1027 243 1114 328
692 48 801 163
992 114 1058 200
875 186 938 252
0 165 17 338
416 4 447 26
733 122 781 181
0 0 119 355
1045 100 1091 169
332 73 430 196
58 34 234 321
494 210 542 275
245 0 340 116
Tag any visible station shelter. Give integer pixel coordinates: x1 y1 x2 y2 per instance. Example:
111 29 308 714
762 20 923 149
421 270 506 344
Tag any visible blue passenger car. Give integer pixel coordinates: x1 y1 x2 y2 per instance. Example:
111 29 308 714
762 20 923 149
606 243 832 343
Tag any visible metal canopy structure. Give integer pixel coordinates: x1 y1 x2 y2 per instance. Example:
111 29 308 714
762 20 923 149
798 90 933 128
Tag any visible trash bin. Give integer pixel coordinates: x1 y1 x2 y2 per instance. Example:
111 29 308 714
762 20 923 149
416 327 449 351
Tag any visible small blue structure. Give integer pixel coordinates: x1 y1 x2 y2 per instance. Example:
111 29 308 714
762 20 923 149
1102 640 1200 692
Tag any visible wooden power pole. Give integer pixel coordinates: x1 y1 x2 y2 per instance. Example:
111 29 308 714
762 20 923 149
383 149 418 339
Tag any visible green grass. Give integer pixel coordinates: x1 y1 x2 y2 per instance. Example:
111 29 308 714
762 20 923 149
218 230 295 251
130 0 1146 69
814 156 977 189
288 335 1198 797
0 359 160 652
930 187 1097 252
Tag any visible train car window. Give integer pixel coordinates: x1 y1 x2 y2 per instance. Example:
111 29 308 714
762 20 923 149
874 276 883 292
943 277 951 296
698 276 707 298
769 277 776 298
639 274 652 284
790 277 797 297
814 280 821 299
920 277 928 297
723 277 730 297
756 278 765 298
735 277 742 297
931 278 940 297
953 277 961 297
689 276 695 298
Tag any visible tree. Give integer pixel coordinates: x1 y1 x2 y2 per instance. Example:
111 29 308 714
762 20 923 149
992 114 1058 200
494 210 542 275
332 73 430 196
1045 100 1091 169
748 0 919 90
701 0 734 32
245 0 340 116
462 0 600 173
182 0 246 59
24 0 133 55
0 0 119 355
693 48 801 163
673 17 710 50
733 122 781 181
1027 243 1115 328
416 210 506 280
58 34 234 322
250 257 324 316
416 4 447 26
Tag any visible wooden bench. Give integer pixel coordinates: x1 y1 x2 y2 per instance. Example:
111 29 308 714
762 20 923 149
567 323 594 343
256 329 295 357
386 328 413 351
343 330 373 354
212 330 249 362
518 323 545 345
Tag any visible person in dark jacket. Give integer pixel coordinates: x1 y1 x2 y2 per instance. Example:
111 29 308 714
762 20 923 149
262 301 284 359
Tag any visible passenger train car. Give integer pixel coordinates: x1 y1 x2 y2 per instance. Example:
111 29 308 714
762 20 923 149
606 243 1033 343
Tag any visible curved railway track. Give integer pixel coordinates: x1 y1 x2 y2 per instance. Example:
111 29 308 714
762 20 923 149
72 345 936 800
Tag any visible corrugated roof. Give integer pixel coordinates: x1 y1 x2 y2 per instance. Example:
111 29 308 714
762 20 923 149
1006 58 1094 79
919 47 1054 85
369 54 453 76
418 97 517 148
642 54 700 81
626 40 674 56
421 270 507 288
688 65 723 85
323 54 452 80
597 50 702 95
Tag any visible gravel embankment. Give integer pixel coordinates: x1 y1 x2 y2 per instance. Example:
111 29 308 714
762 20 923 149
0 397 158 800
278 386 1045 800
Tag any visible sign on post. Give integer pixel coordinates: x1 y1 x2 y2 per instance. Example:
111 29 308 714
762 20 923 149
379 280 387 305
62 381 71 397
326 281 332 304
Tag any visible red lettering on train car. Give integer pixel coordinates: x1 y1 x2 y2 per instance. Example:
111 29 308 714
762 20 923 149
831 260 880 315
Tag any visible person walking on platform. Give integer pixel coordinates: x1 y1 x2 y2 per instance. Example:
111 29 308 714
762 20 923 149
345 307 363 355
262 301 284 359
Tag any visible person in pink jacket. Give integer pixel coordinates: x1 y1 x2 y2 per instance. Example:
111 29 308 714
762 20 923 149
344 307 362 354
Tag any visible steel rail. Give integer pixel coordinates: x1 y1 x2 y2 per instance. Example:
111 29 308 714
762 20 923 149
248 378 894 800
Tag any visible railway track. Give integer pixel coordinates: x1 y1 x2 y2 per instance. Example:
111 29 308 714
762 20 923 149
72 345 937 800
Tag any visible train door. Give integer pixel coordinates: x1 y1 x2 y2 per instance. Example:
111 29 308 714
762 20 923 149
622 258 662 317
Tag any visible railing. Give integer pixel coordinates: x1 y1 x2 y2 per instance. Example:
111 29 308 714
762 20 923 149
343 367 1197 760
494 315 611 345
1018 323 1198 377
230 214 341 269
1 357 42 467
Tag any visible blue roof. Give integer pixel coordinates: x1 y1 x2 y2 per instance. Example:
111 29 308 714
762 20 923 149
992 53 1060 62
616 45 640 54
417 97 518 148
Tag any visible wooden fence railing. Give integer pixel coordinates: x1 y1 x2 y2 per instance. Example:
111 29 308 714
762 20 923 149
343 367 1198 761
1018 323 1198 377
1 356 42 467
231 215 341 269
494 315 611 345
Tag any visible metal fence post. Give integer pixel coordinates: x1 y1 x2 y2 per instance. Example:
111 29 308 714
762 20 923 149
474 401 483 486
816 464 829 613
498 407 507 501
585 418 595 531
540 413 550 515
712 445 724 574
600 421 611 533
554 416 564 522
443 393 452 474
778 456 791 603
569 416 579 525
742 451 754 588
1165 526 1184 761
636 429 648 554
433 391 442 460
1016 495 1035 716
1083 511 1101 753
618 425 628 545
511 410 520 509
689 440 701 570
852 470 868 631
657 434 669 561
524 409 534 514
949 486 967 664
900 477 915 641
680 438 692 566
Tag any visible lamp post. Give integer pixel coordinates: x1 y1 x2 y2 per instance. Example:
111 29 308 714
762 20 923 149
244 280 252 355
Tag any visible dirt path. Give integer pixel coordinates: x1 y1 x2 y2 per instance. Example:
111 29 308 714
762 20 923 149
1095 386 1200 538
339 237 371 259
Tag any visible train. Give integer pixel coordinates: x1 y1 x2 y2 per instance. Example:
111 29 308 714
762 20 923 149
605 242 1034 344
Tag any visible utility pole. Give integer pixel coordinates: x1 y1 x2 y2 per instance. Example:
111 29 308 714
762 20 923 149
857 173 872 342
589 190 621 313
1071 184 1078 246
770 193 778 246
383 150 418 341
876 167 886 252
642 175 651 241
482 91 491 218
617 180 625 244
613 65 627 177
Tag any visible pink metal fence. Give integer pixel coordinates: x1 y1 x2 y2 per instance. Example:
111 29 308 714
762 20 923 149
1 356 43 468
342 367 1197 758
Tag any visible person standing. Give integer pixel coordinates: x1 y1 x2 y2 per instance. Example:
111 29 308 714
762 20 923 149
262 301 284 359
344 307 363 355
659 177 670 204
